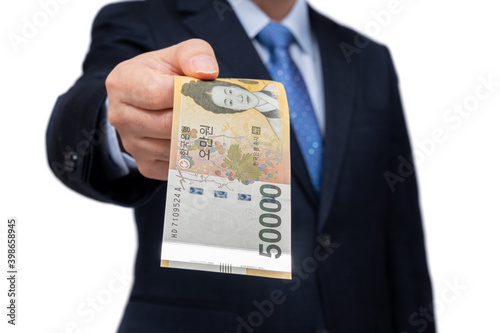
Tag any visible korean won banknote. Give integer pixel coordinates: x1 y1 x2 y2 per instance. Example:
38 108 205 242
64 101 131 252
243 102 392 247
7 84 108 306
161 77 291 279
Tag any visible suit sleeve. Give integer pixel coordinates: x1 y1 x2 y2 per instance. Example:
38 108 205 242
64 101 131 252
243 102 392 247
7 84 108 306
383 48 436 332
46 3 163 207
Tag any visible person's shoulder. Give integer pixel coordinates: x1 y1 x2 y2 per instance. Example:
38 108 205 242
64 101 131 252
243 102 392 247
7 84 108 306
95 0 175 22
98 1 148 15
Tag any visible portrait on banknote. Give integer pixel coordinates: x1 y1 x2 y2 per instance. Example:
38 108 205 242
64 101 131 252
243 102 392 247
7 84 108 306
181 79 283 139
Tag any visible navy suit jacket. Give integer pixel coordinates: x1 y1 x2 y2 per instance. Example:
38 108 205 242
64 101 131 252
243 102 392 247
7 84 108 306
46 1 435 332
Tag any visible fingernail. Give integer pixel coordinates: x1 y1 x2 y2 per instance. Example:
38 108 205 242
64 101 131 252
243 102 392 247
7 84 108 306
191 55 218 74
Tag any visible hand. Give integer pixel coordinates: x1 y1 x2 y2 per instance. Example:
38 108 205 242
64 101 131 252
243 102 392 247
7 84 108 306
106 39 219 180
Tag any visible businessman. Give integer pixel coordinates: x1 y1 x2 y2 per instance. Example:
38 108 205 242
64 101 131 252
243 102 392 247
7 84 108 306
47 0 436 332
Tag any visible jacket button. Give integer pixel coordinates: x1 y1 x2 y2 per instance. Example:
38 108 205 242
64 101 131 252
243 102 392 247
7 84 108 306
319 232 332 247
63 151 78 172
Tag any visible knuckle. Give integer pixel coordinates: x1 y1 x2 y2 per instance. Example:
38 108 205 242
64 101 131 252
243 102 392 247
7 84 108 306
137 161 158 180
104 77 114 94
163 111 173 132
140 74 164 107
105 63 124 92
107 106 121 128
105 73 116 92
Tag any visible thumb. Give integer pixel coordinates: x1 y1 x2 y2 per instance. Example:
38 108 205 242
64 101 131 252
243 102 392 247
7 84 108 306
156 38 219 80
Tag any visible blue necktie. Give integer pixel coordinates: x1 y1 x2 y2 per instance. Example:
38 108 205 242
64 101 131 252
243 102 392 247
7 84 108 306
257 23 323 194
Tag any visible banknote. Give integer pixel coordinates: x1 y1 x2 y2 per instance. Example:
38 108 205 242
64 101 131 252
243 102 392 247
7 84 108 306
161 77 291 279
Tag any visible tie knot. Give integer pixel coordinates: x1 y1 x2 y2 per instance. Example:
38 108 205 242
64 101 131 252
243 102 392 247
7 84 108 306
257 23 295 51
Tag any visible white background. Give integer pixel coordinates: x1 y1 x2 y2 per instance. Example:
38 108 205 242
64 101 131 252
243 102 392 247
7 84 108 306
1 0 499 332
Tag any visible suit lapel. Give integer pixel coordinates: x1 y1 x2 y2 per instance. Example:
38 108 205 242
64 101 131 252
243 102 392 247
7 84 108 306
175 0 268 79
309 8 356 232
173 0 319 207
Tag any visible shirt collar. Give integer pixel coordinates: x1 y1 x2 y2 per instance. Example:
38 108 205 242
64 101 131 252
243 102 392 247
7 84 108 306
228 0 314 55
